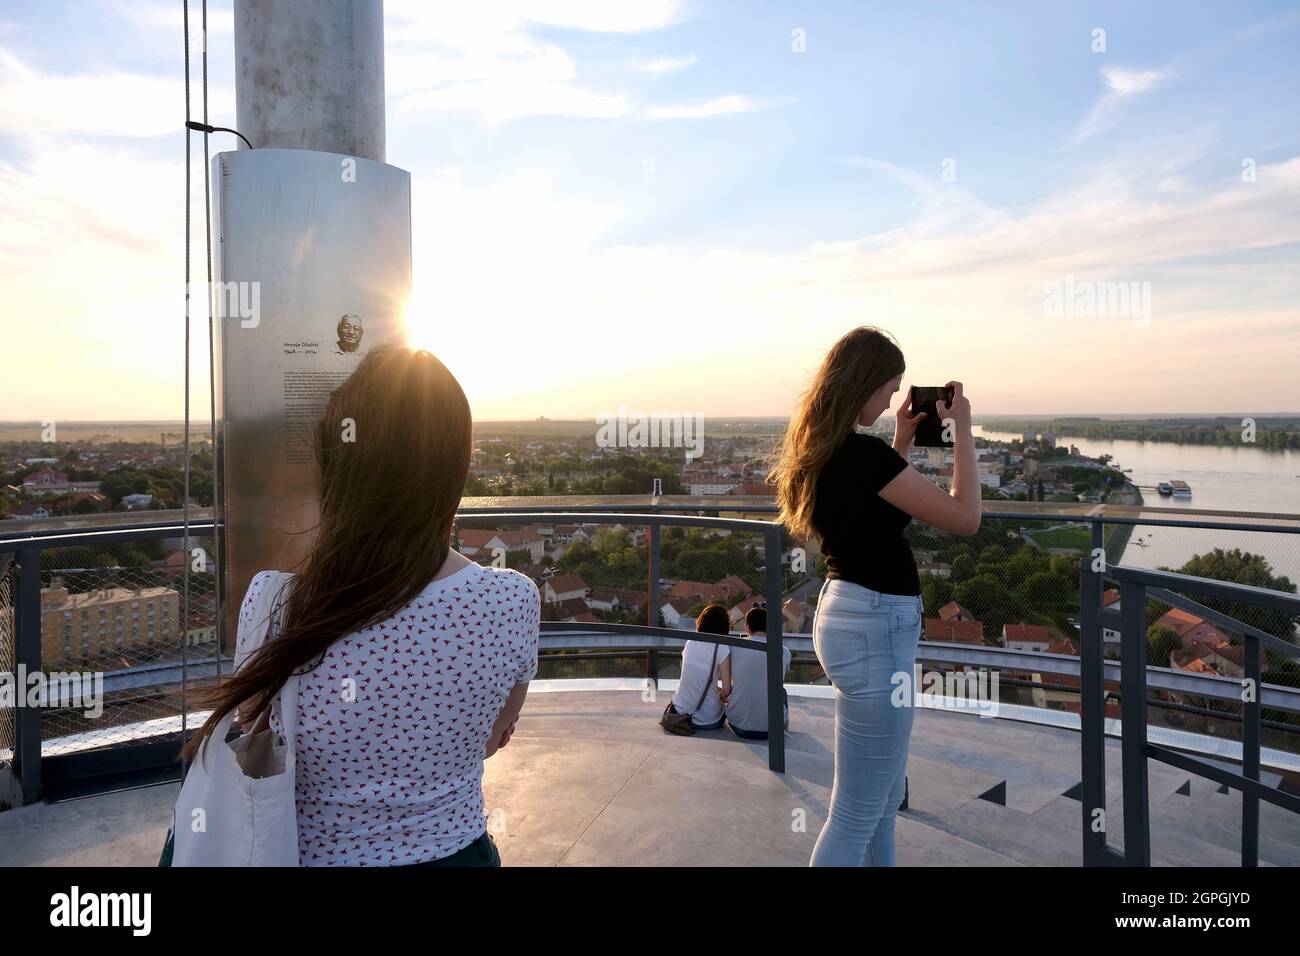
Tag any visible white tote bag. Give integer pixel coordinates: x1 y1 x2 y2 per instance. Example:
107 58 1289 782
171 571 301 866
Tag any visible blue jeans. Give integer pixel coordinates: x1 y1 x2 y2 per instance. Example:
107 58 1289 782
809 578 922 867
691 712 725 731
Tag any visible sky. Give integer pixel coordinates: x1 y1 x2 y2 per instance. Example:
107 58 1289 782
1 0 1298 422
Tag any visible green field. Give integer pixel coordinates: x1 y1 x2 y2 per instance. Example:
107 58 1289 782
0 421 211 443
1025 524 1093 552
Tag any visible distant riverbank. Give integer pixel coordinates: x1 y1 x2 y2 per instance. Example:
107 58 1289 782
976 426 1300 584
976 417 1300 451
974 427 1299 516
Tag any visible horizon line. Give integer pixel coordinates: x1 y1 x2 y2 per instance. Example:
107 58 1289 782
2 412 1299 427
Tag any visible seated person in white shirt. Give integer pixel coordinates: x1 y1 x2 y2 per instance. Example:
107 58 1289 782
721 605 791 740
666 604 733 730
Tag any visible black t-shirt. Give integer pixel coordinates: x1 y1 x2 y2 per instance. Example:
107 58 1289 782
811 433 919 596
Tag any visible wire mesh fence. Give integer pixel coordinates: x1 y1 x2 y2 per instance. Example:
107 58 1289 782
535 649 828 684
659 525 778 631
4 507 1297 764
452 519 657 627
453 518 809 633
905 514 1300 754
515 510 1300 756
0 556 14 772
31 534 219 755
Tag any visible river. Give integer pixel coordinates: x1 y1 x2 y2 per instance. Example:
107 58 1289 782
974 427 1300 585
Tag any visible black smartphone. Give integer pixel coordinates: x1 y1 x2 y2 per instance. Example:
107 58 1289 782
911 386 955 448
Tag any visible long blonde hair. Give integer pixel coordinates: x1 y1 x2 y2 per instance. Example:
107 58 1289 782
769 327 905 540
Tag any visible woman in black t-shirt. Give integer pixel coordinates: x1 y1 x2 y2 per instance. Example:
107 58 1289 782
770 326 981 866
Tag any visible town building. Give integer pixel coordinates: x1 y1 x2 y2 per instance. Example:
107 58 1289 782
1154 608 1229 648
924 618 986 645
543 574 589 604
938 601 978 623
1002 623 1054 652
586 587 647 616
40 578 179 664
458 528 546 564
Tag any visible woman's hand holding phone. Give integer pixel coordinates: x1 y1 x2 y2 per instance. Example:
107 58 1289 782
935 381 972 443
893 387 928 454
878 380 981 536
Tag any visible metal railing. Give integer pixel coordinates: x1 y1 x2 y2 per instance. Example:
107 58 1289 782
456 512 789 771
0 519 218 807
0 554 14 807
0 509 792 804
1079 562 1300 866
4 499 1300 864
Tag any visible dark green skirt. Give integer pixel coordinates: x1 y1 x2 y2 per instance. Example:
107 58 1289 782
161 827 501 867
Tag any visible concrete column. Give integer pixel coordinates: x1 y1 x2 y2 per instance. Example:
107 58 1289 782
233 0 386 162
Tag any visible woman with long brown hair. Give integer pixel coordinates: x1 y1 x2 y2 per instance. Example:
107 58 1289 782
181 345 540 866
770 326 980 866
664 604 734 731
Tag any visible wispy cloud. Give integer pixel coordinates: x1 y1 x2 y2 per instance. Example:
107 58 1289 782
0 140 187 418
836 154 1300 279
1072 63 1172 144
394 68 630 123
101 0 233 37
1237 7 1300 41
4 0 1297 418
505 0 686 33
0 47 232 138
386 1 685 124
837 156 1005 235
645 94 773 119
406 147 1300 417
1101 65 1165 95
629 53 698 74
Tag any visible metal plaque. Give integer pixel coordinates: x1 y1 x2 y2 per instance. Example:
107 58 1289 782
212 148 411 643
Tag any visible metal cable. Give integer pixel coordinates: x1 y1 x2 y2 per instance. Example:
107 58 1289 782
181 0 192 748
201 0 220 685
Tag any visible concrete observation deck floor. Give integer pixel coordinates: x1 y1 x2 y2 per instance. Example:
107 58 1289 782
3 689 1297 866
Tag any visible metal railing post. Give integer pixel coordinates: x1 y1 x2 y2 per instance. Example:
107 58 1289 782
1078 554 1110 865
1242 637 1261 866
1118 578 1151 865
14 547 42 805
647 524 660 629
764 528 785 773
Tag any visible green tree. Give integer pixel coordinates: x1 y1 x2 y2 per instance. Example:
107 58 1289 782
505 548 533 570
1147 624 1181 668
590 527 631 554
953 575 1021 642
922 575 954 617
950 554 975 582
1002 546 1040 588
1170 549 1297 646
1018 570 1076 612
